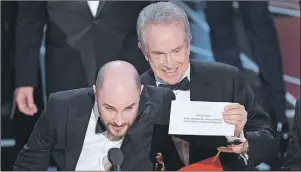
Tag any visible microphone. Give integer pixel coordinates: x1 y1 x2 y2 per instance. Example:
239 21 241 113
108 148 123 171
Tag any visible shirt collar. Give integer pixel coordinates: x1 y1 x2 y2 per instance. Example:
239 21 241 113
155 64 190 86
92 101 99 122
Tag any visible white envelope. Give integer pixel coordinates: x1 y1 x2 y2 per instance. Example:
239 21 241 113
168 100 235 136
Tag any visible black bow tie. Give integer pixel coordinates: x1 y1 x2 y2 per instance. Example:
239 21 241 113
158 77 190 90
95 117 107 133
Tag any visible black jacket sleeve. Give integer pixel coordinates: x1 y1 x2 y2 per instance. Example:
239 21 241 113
15 2 47 88
13 93 56 170
282 96 301 171
233 68 279 168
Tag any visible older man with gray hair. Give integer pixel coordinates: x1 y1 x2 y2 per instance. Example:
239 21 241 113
139 2 279 170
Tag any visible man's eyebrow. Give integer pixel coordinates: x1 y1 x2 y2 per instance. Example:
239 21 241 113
151 45 184 54
172 45 183 51
103 103 117 110
124 103 136 110
151 50 165 54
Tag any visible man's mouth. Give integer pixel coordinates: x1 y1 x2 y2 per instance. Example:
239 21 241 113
110 123 128 130
110 126 123 132
163 68 178 75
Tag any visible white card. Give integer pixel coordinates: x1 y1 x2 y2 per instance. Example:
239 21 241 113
168 100 235 136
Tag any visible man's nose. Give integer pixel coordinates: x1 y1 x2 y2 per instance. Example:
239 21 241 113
113 113 124 126
165 53 173 69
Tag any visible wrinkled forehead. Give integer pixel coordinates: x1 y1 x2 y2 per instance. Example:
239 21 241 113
144 23 187 49
144 22 186 39
97 86 140 107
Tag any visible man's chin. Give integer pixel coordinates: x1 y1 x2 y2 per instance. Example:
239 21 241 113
108 128 128 140
162 77 182 85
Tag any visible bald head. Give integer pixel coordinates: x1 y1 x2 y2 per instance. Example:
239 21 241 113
95 61 141 93
94 61 142 140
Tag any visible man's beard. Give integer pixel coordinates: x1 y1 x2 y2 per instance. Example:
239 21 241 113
106 121 131 140
99 112 138 140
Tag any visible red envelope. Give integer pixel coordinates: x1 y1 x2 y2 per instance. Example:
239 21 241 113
179 156 223 171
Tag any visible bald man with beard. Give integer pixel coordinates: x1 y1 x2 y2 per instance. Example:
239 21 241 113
14 60 175 171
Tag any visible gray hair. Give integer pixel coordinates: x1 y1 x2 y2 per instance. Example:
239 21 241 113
137 2 192 49
95 61 141 92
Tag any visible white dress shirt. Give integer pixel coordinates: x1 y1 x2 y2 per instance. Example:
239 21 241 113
75 103 124 171
154 64 248 165
87 1 100 17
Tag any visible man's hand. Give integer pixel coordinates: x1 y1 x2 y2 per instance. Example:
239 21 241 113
15 86 38 116
218 141 249 154
223 103 247 137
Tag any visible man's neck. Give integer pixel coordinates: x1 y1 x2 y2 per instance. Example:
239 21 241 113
107 132 124 142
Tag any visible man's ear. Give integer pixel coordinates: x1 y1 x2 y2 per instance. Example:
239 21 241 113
93 85 97 96
138 42 142 50
138 42 149 61
187 43 191 57
140 85 144 95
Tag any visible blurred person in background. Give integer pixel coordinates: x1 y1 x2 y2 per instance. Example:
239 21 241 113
0 2 40 171
1 1 18 116
174 1 213 62
1 1 19 170
282 95 301 171
205 2 288 168
13 1 150 168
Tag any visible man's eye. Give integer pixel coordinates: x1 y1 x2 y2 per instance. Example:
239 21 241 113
174 49 181 53
153 52 164 56
106 107 114 111
125 107 133 111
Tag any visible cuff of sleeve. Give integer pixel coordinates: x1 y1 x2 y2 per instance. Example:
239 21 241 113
226 131 249 165
240 152 249 165
226 130 246 142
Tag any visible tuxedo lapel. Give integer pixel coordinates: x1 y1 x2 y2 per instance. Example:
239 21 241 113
64 89 95 170
119 134 136 170
66 2 96 85
82 1 94 19
190 60 213 102
81 1 106 19
120 121 152 171
95 1 106 18
137 88 148 117
140 70 156 86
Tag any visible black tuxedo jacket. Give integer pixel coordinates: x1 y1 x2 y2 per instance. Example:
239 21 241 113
282 96 301 171
1 1 18 103
15 2 150 95
141 60 279 170
13 85 176 171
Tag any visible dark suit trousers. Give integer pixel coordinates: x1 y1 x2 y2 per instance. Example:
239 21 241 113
205 1 287 126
